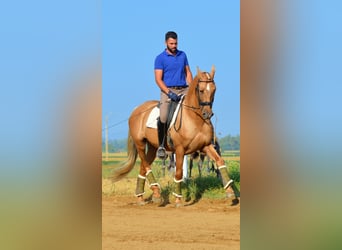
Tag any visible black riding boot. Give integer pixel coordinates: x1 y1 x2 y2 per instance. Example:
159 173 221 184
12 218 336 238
157 120 167 159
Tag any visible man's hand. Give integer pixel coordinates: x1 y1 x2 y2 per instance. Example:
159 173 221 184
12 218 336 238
167 91 181 102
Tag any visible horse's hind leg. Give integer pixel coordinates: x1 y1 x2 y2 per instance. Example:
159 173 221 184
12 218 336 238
145 143 161 203
135 141 160 204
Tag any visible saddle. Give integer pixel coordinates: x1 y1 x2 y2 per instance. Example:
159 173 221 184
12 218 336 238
146 95 184 130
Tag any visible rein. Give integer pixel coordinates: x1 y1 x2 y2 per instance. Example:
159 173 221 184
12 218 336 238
174 100 211 133
174 77 215 131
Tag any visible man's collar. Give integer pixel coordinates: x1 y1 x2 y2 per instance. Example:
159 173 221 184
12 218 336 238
164 49 180 56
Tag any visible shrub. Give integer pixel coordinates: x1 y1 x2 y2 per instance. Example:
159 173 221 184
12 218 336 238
228 161 240 182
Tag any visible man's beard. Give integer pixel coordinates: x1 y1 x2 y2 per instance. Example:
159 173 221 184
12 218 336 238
167 46 177 54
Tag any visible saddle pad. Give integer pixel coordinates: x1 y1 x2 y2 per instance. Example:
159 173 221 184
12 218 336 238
146 95 184 129
146 107 160 129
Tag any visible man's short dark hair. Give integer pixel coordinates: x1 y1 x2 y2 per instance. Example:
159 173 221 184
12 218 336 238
165 31 178 41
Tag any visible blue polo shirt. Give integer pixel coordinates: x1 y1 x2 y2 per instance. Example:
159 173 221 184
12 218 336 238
154 49 189 87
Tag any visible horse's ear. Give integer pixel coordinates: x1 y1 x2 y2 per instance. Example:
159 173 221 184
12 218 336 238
196 66 202 76
210 65 216 79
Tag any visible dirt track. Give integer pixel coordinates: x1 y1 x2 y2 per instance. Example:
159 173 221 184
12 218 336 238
102 195 240 250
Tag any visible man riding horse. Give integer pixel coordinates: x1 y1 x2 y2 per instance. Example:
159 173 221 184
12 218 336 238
111 31 239 206
154 31 193 159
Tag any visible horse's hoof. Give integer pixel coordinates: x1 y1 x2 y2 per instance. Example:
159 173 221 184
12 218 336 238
152 196 162 204
226 185 240 199
226 187 235 198
226 192 235 199
175 202 183 208
231 198 240 206
137 201 146 206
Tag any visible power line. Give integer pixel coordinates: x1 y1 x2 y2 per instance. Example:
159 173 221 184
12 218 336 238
102 105 157 131
102 118 128 131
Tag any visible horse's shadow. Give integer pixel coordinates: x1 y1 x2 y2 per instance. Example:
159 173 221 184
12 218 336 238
184 176 239 206
183 176 222 206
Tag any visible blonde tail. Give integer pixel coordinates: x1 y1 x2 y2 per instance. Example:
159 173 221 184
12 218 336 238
111 133 138 182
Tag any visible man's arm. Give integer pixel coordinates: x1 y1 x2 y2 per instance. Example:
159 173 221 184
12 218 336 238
185 65 193 84
154 69 169 94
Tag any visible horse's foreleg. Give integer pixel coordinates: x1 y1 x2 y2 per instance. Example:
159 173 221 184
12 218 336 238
173 177 183 206
173 153 184 206
202 145 240 199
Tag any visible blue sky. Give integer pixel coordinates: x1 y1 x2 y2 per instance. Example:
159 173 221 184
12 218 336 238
1 1 341 157
102 1 240 140
0 1 100 171
275 0 342 155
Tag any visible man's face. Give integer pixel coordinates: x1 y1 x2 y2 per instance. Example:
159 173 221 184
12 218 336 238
166 38 178 54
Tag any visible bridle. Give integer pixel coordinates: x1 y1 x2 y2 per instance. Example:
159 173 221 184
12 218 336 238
173 73 215 132
195 77 215 120
196 79 215 107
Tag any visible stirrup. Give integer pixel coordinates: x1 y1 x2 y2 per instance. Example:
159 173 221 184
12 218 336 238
157 146 167 159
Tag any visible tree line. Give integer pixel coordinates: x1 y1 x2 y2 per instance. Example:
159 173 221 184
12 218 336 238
218 134 240 151
102 134 240 153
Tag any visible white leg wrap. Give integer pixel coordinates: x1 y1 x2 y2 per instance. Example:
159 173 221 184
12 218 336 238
135 175 146 197
173 178 183 197
135 192 145 197
224 179 234 189
218 165 233 189
173 178 183 183
146 170 160 188
149 183 161 188
172 192 183 198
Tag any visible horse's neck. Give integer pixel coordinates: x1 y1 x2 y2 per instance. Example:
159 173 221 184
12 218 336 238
183 84 198 108
182 89 206 124
183 96 196 108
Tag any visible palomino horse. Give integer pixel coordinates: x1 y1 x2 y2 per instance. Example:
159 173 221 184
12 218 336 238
111 66 239 206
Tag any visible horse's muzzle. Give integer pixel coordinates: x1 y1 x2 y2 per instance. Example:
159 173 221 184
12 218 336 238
202 111 213 120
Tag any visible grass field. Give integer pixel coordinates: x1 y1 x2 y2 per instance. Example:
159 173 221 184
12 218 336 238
102 151 239 178
102 151 240 200
102 150 240 163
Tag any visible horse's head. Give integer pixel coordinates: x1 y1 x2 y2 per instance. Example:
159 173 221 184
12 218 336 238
195 65 216 120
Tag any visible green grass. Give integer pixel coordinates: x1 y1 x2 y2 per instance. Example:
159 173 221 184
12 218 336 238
102 152 240 201
221 150 240 156
182 176 223 201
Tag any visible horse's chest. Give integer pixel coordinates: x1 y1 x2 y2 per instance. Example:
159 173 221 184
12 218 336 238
188 127 212 148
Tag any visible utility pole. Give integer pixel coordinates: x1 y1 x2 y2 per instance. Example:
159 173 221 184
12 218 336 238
105 115 109 162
